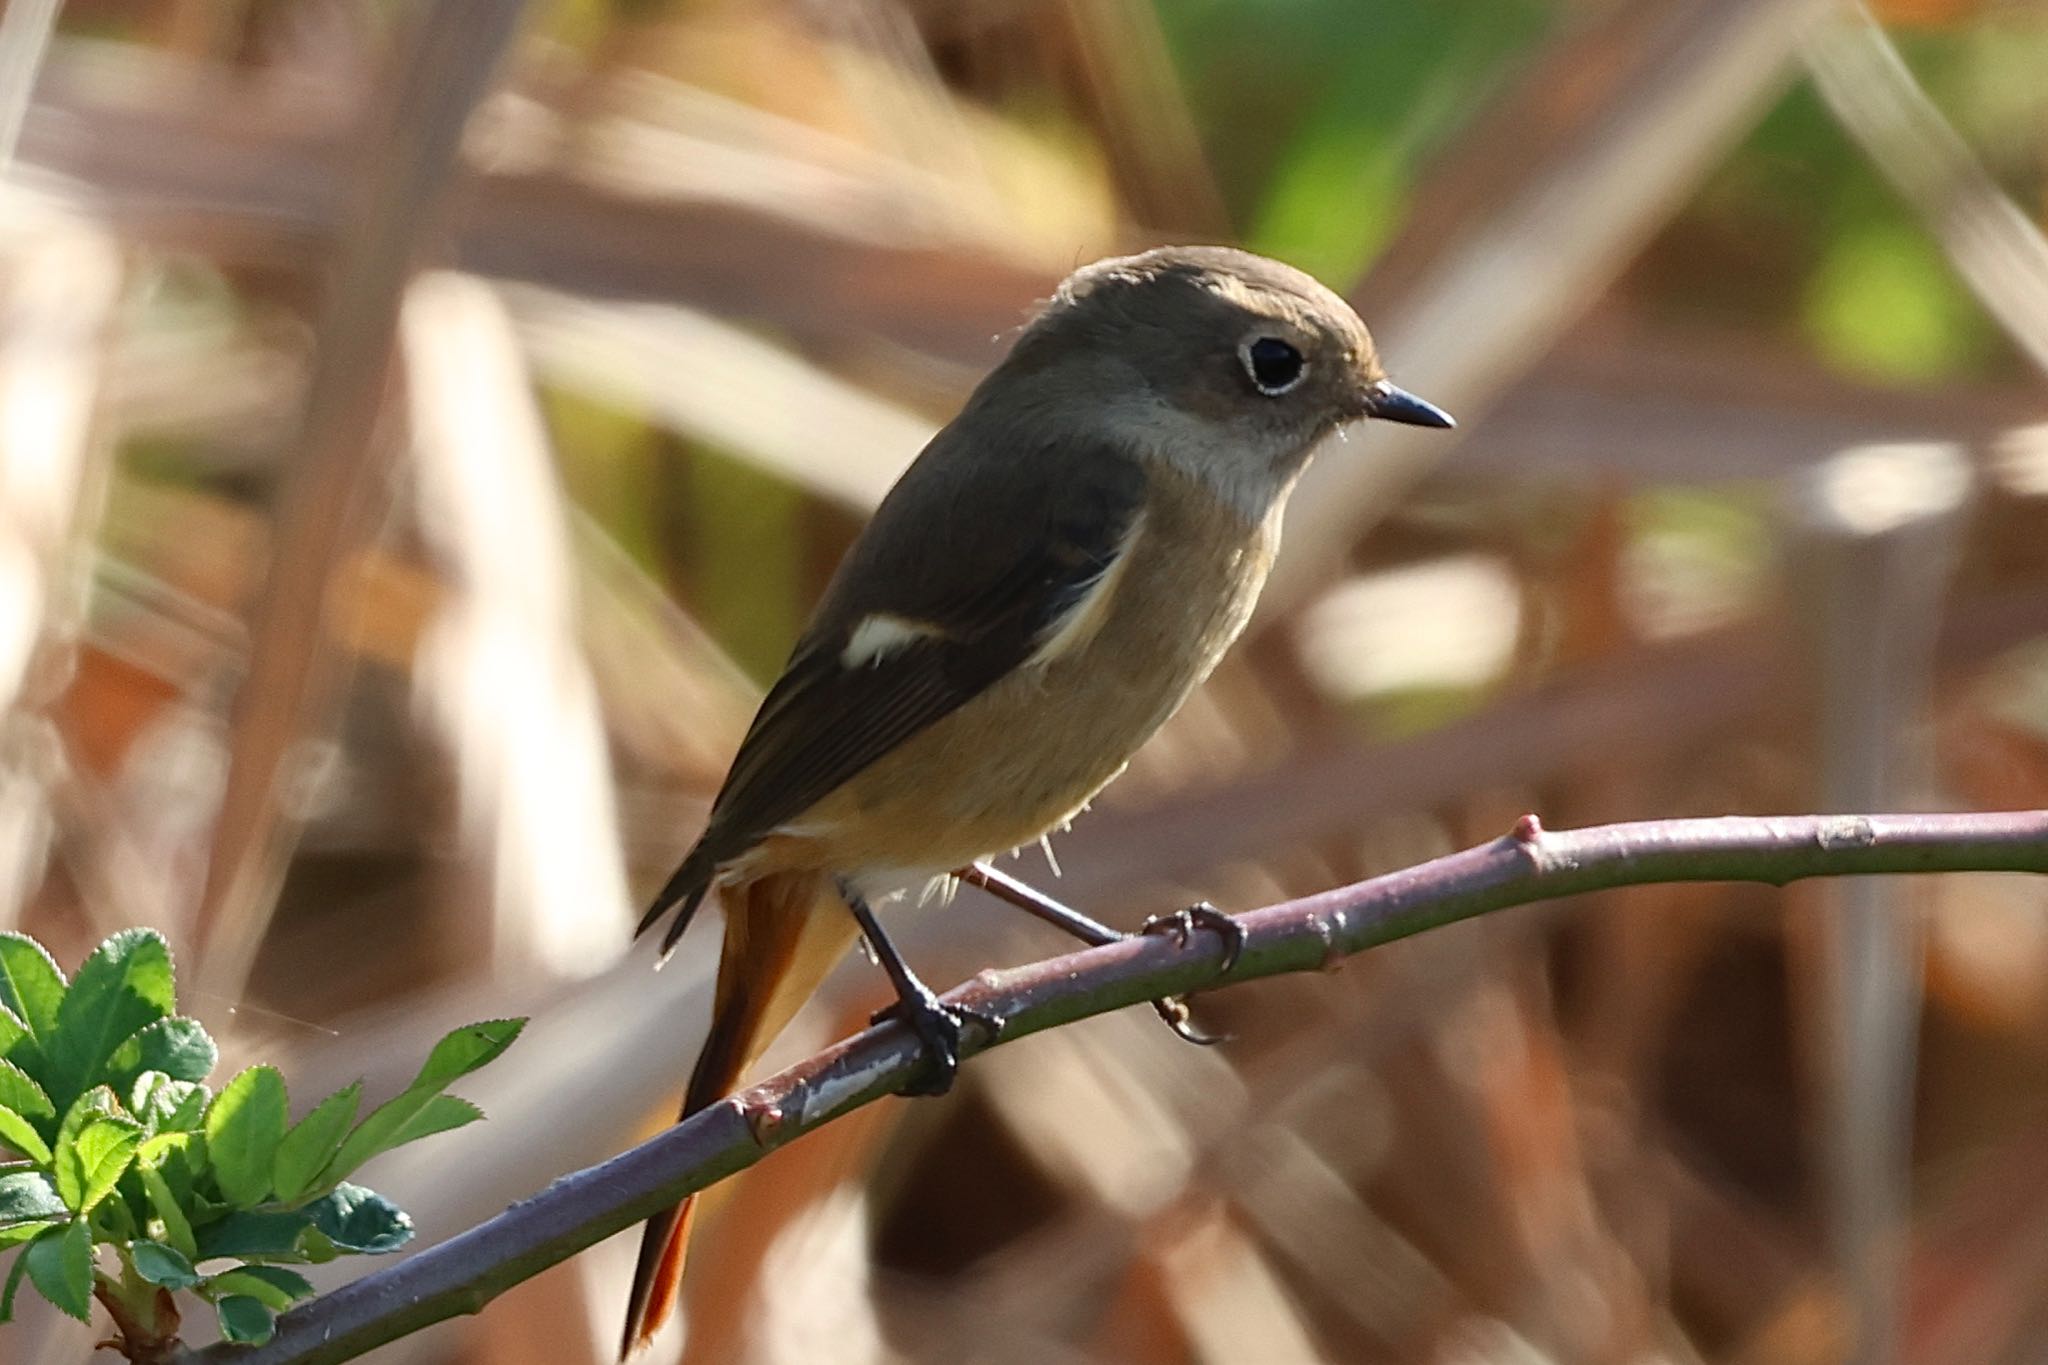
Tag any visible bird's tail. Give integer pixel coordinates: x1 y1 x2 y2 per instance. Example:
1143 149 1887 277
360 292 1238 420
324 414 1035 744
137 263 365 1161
620 869 858 1357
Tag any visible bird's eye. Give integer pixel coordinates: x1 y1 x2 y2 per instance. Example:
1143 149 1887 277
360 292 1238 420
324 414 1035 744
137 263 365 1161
1241 336 1305 395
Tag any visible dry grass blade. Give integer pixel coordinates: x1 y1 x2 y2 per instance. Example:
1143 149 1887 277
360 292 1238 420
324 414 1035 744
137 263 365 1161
1784 443 1971 1363
0 220 122 927
0 0 60 172
1266 0 1833 612
503 285 936 512
1804 1 2048 377
193 0 531 996
403 270 630 985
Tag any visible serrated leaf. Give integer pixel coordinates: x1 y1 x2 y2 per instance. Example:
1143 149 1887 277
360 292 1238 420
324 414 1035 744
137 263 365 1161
215 1293 275 1344
0 934 63 1041
108 1018 217 1093
204 1066 286 1206
130 1238 199 1289
413 1019 524 1092
156 1084 209 1137
0 1171 65 1225
0 1059 52 1122
0 1007 24 1069
390 1093 483 1148
53 1086 117 1164
131 1074 209 1149
130 1072 207 1136
231 1262 315 1303
272 1082 359 1204
319 1089 436 1188
137 1162 196 1260
193 1207 319 1262
296 1225 338 1265
0 1219 53 1249
206 1263 314 1310
308 1183 413 1254
0 1107 49 1164
56 1117 140 1212
23 1219 91 1321
44 930 175 1110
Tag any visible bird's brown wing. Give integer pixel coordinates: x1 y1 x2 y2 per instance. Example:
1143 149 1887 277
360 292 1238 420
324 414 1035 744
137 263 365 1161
636 430 1146 943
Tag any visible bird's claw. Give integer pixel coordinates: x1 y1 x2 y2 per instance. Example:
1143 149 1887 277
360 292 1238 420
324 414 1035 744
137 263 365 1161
1140 901 1246 973
871 988 1002 1097
1151 994 1230 1046
1134 901 1243 1047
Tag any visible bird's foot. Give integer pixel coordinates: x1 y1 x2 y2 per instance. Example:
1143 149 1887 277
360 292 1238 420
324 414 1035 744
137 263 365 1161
1140 901 1246 971
871 987 1003 1097
1138 902 1245 1046
1150 994 1228 1046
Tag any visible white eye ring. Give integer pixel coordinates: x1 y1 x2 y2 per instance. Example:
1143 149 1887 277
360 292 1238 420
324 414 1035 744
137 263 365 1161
1240 336 1306 396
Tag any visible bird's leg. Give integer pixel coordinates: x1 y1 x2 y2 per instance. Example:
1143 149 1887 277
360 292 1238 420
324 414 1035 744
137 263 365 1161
958 862 1244 1046
957 862 1121 946
839 884 1000 1098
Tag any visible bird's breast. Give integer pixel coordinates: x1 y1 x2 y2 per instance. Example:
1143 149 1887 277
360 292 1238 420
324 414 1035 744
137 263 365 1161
779 460 1282 878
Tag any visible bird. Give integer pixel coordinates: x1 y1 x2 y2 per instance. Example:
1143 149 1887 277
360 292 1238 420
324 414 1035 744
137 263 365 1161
620 244 1453 1354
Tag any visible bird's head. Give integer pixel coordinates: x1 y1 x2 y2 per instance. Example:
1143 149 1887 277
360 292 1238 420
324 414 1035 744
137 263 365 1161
1001 245 1452 515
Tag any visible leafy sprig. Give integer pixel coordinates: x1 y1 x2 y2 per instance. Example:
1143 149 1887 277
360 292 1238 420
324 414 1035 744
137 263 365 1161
0 928 522 1353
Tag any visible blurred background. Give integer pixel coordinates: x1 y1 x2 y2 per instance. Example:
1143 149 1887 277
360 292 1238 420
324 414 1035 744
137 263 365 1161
2 0 2047 1361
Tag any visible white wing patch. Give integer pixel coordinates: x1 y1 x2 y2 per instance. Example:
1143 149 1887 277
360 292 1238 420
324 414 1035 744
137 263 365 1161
840 613 949 669
1029 510 1147 667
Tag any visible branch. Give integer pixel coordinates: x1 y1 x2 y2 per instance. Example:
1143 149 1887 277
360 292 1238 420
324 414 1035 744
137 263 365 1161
180 809 2048 1365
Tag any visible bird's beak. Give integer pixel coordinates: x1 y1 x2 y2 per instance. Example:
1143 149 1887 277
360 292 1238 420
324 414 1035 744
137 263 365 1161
1361 380 1455 429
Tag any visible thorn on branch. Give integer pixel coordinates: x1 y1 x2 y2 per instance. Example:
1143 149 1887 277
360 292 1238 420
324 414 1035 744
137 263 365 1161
745 1098 787 1145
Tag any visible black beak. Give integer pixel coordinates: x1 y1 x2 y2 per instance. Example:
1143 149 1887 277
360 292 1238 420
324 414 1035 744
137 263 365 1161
1363 380 1455 429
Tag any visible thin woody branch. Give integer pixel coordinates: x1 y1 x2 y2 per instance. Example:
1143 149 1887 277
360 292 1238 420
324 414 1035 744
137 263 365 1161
179 809 2048 1365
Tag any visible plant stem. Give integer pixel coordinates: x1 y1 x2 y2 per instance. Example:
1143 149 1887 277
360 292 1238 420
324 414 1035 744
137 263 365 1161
176 809 2048 1365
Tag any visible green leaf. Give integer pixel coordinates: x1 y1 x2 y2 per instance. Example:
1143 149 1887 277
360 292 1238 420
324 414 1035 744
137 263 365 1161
137 1128 196 1167
318 1020 522 1187
56 1116 141 1212
272 1082 359 1204
308 1183 413 1254
0 1219 54 1249
389 1094 483 1148
193 1207 320 1262
413 1019 524 1092
52 1086 118 1165
130 1238 200 1289
229 1262 315 1304
0 1171 65 1225
0 1059 52 1121
155 1084 209 1138
320 1089 434 1188
137 1162 196 1260
107 1017 217 1092
0 1107 49 1164
206 1263 314 1310
0 934 63 1041
215 1294 276 1345
130 1072 208 1135
0 1006 25 1064
24 1219 92 1321
204 1066 287 1206
44 929 175 1109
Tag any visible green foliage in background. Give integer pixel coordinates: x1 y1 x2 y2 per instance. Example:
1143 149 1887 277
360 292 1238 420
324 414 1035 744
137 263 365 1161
0 929 522 1352
1158 0 1551 282
1683 20 2048 386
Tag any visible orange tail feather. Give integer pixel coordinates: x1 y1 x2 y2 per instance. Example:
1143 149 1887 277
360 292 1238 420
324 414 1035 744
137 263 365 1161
620 871 858 1357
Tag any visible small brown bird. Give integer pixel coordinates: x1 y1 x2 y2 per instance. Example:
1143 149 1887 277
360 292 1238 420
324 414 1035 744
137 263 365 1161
622 245 1451 1353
